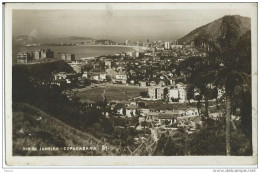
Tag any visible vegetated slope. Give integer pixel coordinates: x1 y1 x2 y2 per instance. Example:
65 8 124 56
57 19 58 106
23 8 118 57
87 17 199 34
178 15 251 45
13 60 75 81
13 103 119 156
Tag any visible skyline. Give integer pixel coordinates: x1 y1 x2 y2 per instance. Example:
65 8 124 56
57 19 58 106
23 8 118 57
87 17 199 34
13 7 251 41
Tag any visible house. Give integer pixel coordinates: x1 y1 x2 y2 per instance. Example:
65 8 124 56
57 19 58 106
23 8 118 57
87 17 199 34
125 104 138 117
99 73 107 81
158 80 168 87
114 73 127 84
217 88 225 99
53 72 76 85
149 81 156 86
92 74 100 81
139 81 147 87
168 78 176 85
104 60 112 68
140 108 150 117
126 51 134 57
185 108 199 116
158 114 176 125
82 72 88 78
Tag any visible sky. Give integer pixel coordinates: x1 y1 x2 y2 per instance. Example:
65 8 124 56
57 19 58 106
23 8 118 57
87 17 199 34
12 4 252 41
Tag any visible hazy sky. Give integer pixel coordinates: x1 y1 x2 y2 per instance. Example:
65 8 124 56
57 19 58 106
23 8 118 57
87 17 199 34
12 6 251 41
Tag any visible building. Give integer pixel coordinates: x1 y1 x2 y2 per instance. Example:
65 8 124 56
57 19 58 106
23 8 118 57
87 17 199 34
185 108 199 116
52 72 76 85
168 83 187 103
92 74 100 81
99 73 107 81
135 51 140 58
61 53 76 61
148 87 164 100
156 87 164 100
139 81 147 87
82 72 88 78
178 85 187 103
158 114 175 125
169 86 179 101
40 49 47 58
17 52 33 64
104 60 112 68
126 104 138 117
46 49 54 58
217 88 225 99
34 51 41 60
114 73 127 84
140 108 150 117
126 51 133 57
164 42 170 49
68 61 82 73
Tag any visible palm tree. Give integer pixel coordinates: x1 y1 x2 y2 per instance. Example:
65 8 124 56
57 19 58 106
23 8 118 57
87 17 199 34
177 56 214 117
195 16 251 155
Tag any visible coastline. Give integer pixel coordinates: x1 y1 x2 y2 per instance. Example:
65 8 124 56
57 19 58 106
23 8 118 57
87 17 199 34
80 44 148 51
24 44 148 52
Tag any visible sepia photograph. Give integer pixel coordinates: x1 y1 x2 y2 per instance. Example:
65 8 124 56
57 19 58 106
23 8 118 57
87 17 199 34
3 2 257 167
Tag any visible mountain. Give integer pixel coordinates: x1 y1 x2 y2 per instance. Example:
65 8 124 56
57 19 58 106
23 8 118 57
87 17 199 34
178 15 251 45
95 39 116 45
67 36 93 40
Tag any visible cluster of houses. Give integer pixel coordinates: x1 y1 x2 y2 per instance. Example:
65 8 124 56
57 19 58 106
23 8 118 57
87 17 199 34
107 100 202 129
17 49 54 64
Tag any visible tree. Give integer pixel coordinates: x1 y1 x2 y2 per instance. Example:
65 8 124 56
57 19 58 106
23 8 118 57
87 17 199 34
141 121 148 129
194 16 251 155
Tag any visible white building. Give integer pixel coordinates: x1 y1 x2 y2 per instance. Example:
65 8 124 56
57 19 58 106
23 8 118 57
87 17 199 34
99 74 107 81
82 72 88 78
165 42 170 49
114 73 127 84
168 83 187 103
135 51 140 58
169 86 179 100
217 88 225 99
185 108 199 116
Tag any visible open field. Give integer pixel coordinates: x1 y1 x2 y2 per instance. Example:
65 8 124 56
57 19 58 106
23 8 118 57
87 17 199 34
77 85 148 102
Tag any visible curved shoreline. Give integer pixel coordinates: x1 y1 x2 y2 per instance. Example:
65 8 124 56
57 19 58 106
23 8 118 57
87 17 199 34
77 44 148 51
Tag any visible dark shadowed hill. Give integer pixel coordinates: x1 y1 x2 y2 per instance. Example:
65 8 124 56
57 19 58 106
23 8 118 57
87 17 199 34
178 15 251 45
12 60 75 81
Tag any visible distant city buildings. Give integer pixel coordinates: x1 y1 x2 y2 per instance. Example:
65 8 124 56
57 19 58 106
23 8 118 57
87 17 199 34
17 51 33 64
61 53 76 61
17 49 54 64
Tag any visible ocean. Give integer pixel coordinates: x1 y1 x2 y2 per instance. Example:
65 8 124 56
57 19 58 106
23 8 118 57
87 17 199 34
12 45 142 64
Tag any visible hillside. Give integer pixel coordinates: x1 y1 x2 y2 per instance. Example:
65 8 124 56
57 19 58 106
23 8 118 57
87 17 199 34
178 15 251 45
13 103 118 156
12 60 75 81
95 39 116 45
67 36 93 40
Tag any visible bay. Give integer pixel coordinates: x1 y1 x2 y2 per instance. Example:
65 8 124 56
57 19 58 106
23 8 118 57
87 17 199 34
12 45 144 64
